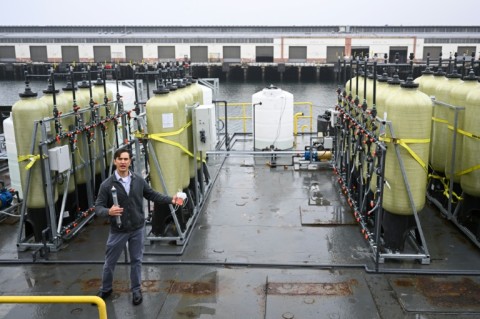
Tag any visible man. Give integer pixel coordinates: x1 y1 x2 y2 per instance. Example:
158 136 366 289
95 147 181 305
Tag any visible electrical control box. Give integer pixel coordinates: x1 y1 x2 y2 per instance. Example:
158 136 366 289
324 136 333 149
194 104 217 152
48 145 71 173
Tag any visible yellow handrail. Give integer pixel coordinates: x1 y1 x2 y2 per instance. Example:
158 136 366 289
219 101 315 134
0 296 107 319
293 112 303 135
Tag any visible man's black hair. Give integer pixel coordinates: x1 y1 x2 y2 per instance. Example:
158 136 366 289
114 147 132 159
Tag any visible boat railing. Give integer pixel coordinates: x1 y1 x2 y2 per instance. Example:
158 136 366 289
0 296 107 319
217 101 315 135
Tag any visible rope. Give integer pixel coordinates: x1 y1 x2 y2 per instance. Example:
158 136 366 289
428 173 463 202
380 136 430 172
431 116 448 124
134 121 205 162
447 125 480 140
18 154 46 170
443 125 480 176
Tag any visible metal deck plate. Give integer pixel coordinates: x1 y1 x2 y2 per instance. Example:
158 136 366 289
389 276 480 313
300 205 356 225
265 272 380 319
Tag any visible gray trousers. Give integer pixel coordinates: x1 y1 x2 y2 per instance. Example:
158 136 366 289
100 226 144 293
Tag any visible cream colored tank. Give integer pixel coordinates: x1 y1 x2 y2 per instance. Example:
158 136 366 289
446 71 478 182
12 85 51 208
462 83 480 196
146 84 183 195
382 78 433 215
92 77 115 170
168 82 190 188
58 81 90 190
430 71 463 174
414 67 435 96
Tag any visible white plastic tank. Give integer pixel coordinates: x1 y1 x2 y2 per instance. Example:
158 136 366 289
199 83 213 105
105 81 136 112
3 114 22 199
252 85 294 150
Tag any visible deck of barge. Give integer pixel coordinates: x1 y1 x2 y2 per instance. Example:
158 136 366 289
0 135 480 319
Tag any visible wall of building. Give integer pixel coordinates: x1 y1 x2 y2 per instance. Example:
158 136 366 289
1 39 478 64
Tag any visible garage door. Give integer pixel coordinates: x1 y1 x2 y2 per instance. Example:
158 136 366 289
423 46 442 62
30 46 48 62
61 46 79 63
190 46 208 63
94 46 112 63
158 46 175 61
0 46 16 62
326 46 345 63
126 46 143 63
223 46 241 63
289 46 307 63
256 46 273 62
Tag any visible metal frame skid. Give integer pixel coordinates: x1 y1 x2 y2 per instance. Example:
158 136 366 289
333 87 430 265
16 66 126 254
129 66 212 254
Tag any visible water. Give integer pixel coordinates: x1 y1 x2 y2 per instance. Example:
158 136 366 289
216 80 338 108
0 79 339 108
0 79 339 135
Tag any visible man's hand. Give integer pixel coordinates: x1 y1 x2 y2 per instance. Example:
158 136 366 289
109 205 123 216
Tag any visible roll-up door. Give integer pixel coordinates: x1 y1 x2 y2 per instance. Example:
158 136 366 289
288 46 307 63
158 46 175 61
0 46 16 62
223 46 241 63
256 46 273 62
30 46 48 62
61 46 79 63
326 46 345 63
126 46 143 63
423 46 442 61
190 46 208 62
94 46 111 63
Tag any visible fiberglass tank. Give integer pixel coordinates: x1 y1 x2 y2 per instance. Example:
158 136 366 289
462 83 480 197
376 74 402 123
252 85 294 150
382 77 433 215
168 81 190 188
413 67 435 96
187 80 215 179
12 84 51 209
146 84 183 195
430 70 463 174
92 76 115 173
446 70 479 182
59 80 90 184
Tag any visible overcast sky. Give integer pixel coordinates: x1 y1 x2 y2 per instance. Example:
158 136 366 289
1 0 477 26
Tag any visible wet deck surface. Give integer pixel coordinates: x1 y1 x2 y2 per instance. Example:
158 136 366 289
1 136 480 318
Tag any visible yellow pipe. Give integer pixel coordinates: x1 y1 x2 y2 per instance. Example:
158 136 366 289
0 296 107 319
300 124 309 133
294 112 304 135
294 102 314 132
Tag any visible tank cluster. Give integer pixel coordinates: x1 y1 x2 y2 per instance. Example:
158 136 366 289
333 52 480 263
134 62 215 240
7 61 215 252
